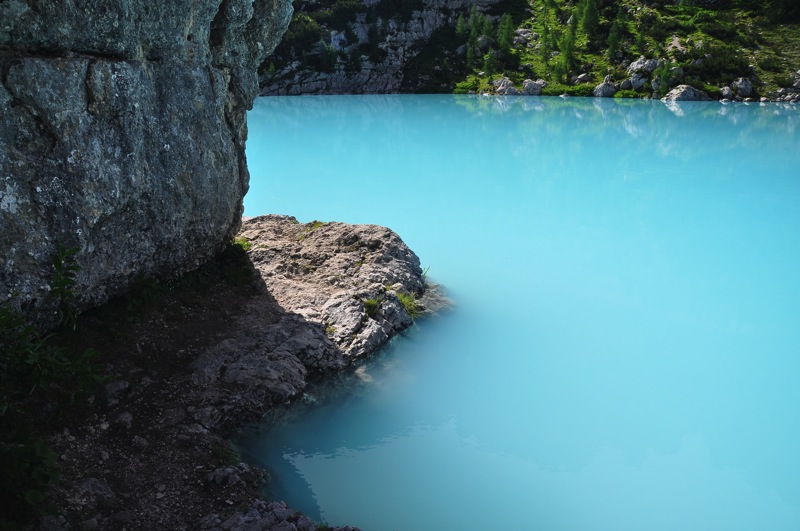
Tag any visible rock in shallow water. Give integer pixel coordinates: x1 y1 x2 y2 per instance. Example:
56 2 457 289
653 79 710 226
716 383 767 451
661 84 712 101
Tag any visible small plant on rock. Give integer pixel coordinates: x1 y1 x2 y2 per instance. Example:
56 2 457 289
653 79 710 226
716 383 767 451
362 298 380 318
231 236 252 252
397 291 422 320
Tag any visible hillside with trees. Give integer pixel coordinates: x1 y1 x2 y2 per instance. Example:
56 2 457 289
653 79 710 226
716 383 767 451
261 0 800 100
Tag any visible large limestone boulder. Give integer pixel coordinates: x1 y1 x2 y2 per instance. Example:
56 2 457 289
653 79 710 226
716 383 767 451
732 77 753 97
593 75 617 98
627 56 659 75
661 85 712 101
493 77 519 95
0 1 292 325
523 79 547 95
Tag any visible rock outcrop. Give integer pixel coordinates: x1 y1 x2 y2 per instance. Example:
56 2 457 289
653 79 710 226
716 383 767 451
191 215 436 427
44 215 434 529
0 1 292 325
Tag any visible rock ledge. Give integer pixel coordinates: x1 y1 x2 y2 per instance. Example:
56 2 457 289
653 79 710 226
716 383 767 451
43 215 436 530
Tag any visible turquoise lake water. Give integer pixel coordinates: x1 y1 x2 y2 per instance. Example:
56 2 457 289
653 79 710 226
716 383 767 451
240 95 800 530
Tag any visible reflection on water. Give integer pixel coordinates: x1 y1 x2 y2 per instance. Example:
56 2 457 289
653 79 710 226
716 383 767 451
241 95 800 530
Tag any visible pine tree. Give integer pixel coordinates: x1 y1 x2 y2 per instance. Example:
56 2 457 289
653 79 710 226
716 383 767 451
605 12 623 62
468 6 478 34
456 13 467 39
581 0 601 49
497 13 515 52
558 23 576 79
540 18 553 66
481 17 494 41
483 49 497 76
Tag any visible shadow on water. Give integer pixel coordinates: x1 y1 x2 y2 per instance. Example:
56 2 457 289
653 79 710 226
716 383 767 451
235 319 449 521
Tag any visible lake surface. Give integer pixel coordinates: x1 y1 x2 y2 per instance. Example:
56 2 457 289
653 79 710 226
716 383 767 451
240 95 800 530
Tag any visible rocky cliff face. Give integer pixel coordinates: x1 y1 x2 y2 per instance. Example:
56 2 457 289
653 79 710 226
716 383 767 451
0 0 292 324
260 0 500 95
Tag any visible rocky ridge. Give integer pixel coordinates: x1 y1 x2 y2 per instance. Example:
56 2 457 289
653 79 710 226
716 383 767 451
0 1 292 327
42 215 438 530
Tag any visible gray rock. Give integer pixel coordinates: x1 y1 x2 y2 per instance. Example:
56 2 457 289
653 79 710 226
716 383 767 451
1 1 293 327
627 56 659 75
630 73 648 91
114 411 133 430
206 466 245 487
661 85 712 101
574 73 592 84
105 380 129 407
721 86 733 99
522 79 547 96
492 76 517 95
620 78 633 90
76 478 117 510
183 216 432 432
593 75 616 98
732 77 753 97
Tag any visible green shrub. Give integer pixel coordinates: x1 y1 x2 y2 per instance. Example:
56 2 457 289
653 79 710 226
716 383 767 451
276 13 322 57
316 0 364 30
231 236 252 252
0 249 103 528
396 292 422 319
697 20 738 40
541 83 595 97
49 247 80 330
614 89 646 98
363 298 380 318
686 42 750 83
758 55 784 72
0 437 59 525
775 74 795 88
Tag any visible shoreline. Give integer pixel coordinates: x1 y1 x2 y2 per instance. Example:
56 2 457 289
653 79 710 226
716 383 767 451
39 215 439 530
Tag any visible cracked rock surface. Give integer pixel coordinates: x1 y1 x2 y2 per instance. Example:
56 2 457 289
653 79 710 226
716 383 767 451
0 1 292 327
40 215 434 530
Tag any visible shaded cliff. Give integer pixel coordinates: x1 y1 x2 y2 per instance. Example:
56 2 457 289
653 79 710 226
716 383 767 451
0 0 292 325
259 0 502 95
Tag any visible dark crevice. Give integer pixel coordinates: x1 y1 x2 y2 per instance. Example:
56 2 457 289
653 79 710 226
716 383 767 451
209 0 231 51
85 59 96 115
